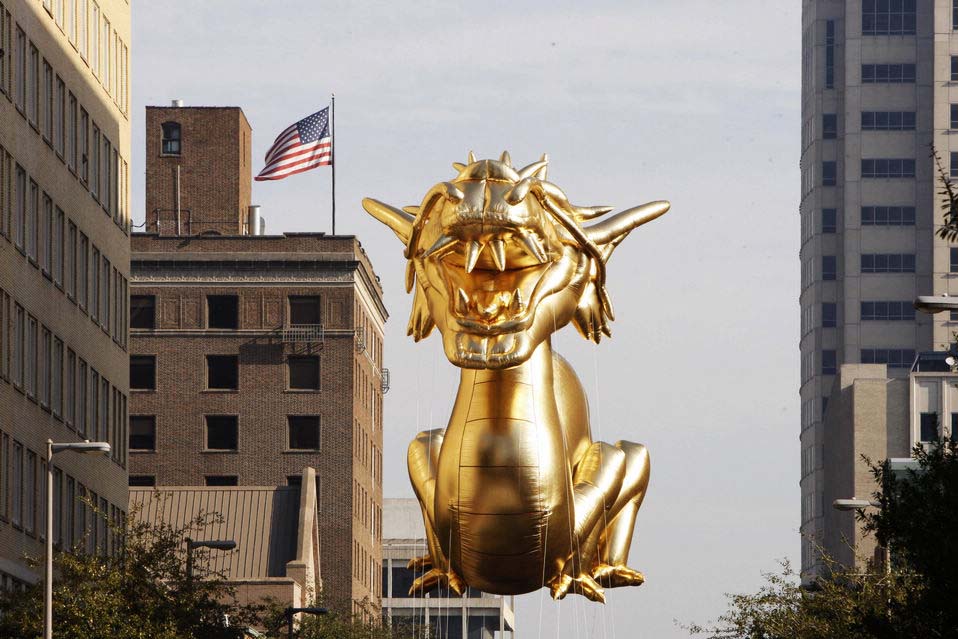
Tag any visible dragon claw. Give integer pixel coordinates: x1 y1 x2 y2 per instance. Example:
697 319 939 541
406 554 434 571
549 573 606 603
591 563 645 588
408 568 465 596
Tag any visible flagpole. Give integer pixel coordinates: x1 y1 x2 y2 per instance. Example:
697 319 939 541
331 93 336 235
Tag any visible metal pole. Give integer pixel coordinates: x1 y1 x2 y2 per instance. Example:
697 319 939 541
286 608 294 639
175 165 182 236
185 538 194 581
44 440 53 639
330 93 336 236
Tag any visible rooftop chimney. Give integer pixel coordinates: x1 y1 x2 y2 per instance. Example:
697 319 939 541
171 99 184 107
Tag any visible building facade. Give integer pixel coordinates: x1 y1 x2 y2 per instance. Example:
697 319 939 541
799 0 958 576
822 354 954 570
382 499 516 639
129 104 387 611
0 0 131 587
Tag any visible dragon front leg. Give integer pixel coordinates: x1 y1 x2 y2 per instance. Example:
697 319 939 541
551 441 650 601
406 429 465 596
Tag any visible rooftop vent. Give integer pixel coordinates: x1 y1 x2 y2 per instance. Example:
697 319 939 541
171 99 184 107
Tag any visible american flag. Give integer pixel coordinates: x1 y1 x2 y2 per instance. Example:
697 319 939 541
255 107 332 181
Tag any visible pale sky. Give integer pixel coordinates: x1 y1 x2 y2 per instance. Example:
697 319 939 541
132 2 801 636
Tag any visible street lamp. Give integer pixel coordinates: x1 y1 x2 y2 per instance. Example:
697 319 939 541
45 439 111 639
185 538 237 580
831 497 889 576
284 606 328 639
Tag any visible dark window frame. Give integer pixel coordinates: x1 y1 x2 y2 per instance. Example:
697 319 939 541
129 355 156 391
129 415 156 451
288 355 320 391
206 354 239 391
205 415 239 451
160 121 181 156
207 295 239 330
288 415 321 451
130 295 156 330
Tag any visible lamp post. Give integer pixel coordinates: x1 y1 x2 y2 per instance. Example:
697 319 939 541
45 439 111 639
184 538 237 580
832 497 889 576
284 606 328 639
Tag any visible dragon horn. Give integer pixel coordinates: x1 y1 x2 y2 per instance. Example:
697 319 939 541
362 198 414 244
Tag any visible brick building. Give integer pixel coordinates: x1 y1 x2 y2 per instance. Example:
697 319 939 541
129 104 387 612
0 0 132 587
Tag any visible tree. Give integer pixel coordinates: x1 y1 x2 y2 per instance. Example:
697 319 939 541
256 598 417 639
862 439 958 635
688 441 958 638
0 505 263 639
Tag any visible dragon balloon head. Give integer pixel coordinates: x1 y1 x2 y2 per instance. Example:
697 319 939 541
363 152 669 370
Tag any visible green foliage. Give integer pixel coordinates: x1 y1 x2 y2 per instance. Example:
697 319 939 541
932 146 958 242
0 505 263 639
688 442 958 638
256 598 416 639
863 440 958 634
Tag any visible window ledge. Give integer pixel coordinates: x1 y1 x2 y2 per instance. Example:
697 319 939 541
201 449 239 454
283 449 321 454
285 389 322 394
130 449 156 455
201 389 240 394
130 388 157 393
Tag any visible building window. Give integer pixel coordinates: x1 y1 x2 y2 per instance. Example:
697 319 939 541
860 111 915 131
205 476 238 487
130 295 155 330
822 113 837 139
861 63 916 83
822 208 837 233
861 348 916 369
129 416 156 451
952 247 958 272
822 255 837 280
860 301 916 321
821 350 837 375
954 0 958 29
206 355 238 390
289 296 321 325
919 413 938 442
862 0 916 35
288 356 320 390
160 122 181 155
825 20 835 89
822 161 837 186
129 476 155 487
861 206 915 226
205 416 238 451
207 295 238 329
288 416 321 450
822 303 837 328
953 56 958 81
952 414 958 443
861 158 915 178
130 355 156 390
861 253 915 273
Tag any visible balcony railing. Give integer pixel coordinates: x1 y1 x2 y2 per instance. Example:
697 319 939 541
282 324 324 344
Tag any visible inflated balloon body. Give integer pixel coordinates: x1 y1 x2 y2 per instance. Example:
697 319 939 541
363 152 669 602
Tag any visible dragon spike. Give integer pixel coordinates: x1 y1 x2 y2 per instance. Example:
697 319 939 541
362 198 415 244
467 150 477 164
500 151 512 167
536 153 548 179
402 205 421 216
452 162 466 172
505 178 534 205
518 231 548 264
583 200 671 249
424 234 457 258
489 238 506 271
517 156 549 180
575 205 614 221
464 240 484 273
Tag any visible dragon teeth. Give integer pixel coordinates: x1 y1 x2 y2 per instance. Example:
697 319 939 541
510 288 524 313
518 233 548 264
464 240 484 273
489 239 506 272
457 288 469 313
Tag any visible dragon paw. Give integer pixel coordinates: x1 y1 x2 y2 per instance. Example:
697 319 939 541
408 568 466 596
406 553 433 571
549 573 606 603
591 563 645 588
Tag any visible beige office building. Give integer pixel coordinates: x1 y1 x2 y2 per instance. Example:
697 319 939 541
0 0 131 587
799 0 958 576
822 354 952 570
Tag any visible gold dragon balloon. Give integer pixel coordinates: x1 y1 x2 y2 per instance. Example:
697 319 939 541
363 152 669 602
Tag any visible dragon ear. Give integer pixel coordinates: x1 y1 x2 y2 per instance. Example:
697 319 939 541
583 200 670 261
362 198 415 244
